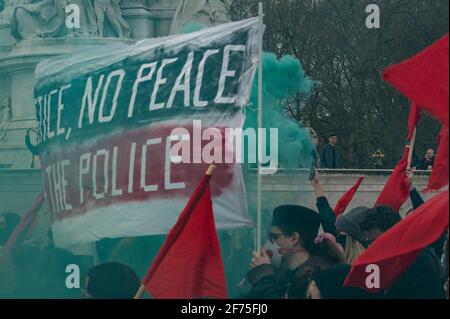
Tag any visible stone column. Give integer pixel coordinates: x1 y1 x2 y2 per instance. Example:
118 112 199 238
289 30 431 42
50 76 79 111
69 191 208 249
0 22 13 59
120 0 156 39
149 0 180 37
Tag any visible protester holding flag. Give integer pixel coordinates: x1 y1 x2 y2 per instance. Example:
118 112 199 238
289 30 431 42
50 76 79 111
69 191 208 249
246 205 345 299
310 171 337 236
335 207 370 264
356 205 445 298
310 170 366 257
406 169 447 260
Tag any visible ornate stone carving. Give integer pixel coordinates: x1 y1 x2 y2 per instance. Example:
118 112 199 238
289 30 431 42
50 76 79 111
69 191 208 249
169 0 233 35
0 98 11 143
93 0 130 38
9 0 131 40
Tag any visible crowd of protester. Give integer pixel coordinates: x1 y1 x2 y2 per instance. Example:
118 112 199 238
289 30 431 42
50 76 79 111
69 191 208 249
1 166 448 299
246 169 448 299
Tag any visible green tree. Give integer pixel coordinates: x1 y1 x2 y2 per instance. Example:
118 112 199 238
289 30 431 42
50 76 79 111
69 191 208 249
231 0 448 168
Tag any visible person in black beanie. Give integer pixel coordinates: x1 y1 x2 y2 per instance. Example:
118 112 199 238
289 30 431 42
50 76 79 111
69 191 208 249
246 205 345 299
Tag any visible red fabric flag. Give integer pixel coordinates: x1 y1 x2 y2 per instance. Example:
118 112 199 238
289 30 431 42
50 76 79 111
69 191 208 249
344 190 449 293
5 192 44 253
383 34 449 126
406 103 421 140
375 147 410 211
142 174 228 299
334 176 364 217
424 126 449 192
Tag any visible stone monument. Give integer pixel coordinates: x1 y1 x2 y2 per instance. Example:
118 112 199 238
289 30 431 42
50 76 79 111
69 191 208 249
0 0 128 168
169 0 233 34
0 0 235 168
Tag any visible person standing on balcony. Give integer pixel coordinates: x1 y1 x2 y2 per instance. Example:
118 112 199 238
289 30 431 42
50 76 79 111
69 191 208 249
320 134 343 169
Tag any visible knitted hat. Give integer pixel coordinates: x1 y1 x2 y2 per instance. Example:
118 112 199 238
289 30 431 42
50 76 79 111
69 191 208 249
335 206 370 243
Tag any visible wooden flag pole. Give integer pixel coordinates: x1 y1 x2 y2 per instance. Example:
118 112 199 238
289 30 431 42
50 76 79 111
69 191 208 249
407 127 417 169
133 165 217 299
256 1 264 253
134 285 146 300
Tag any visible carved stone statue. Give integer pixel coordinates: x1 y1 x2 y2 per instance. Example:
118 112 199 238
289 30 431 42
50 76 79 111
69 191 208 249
169 0 233 35
0 0 31 25
11 0 97 40
93 0 130 38
0 98 11 143
10 0 130 40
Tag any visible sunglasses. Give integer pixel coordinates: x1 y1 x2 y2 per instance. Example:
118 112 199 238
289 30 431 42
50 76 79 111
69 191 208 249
269 232 284 242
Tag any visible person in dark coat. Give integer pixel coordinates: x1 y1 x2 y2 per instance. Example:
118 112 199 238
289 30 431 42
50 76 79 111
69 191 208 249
246 205 345 299
83 262 141 299
287 264 383 299
359 205 445 299
416 149 435 170
406 168 447 260
320 134 343 169
309 169 369 263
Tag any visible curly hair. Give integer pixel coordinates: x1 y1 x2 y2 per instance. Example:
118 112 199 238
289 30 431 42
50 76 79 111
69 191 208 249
360 205 402 232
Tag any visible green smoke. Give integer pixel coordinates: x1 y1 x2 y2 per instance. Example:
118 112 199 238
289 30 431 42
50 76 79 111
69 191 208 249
244 52 317 169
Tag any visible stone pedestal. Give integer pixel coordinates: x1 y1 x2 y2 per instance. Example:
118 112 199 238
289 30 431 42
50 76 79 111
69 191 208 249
121 0 179 39
0 168 441 236
0 23 14 59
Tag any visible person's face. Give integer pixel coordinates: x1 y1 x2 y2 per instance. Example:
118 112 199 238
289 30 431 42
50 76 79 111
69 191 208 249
306 281 322 299
329 136 337 145
426 149 434 158
365 228 383 244
269 226 298 250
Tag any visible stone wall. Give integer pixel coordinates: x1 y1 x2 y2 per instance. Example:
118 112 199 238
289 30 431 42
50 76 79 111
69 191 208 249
0 168 441 220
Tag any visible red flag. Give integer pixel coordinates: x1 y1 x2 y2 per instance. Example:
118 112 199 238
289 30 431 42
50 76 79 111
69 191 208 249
5 192 44 253
375 147 410 211
424 126 449 192
383 34 449 126
334 176 364 217
406 103 421 140
142 174 228 299
344 190 449 293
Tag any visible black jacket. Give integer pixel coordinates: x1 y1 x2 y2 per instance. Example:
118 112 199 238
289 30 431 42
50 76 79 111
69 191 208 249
385 248 445 299
409 188 446 260
320 144 343 169
246 255 335 299
316 196 337 236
